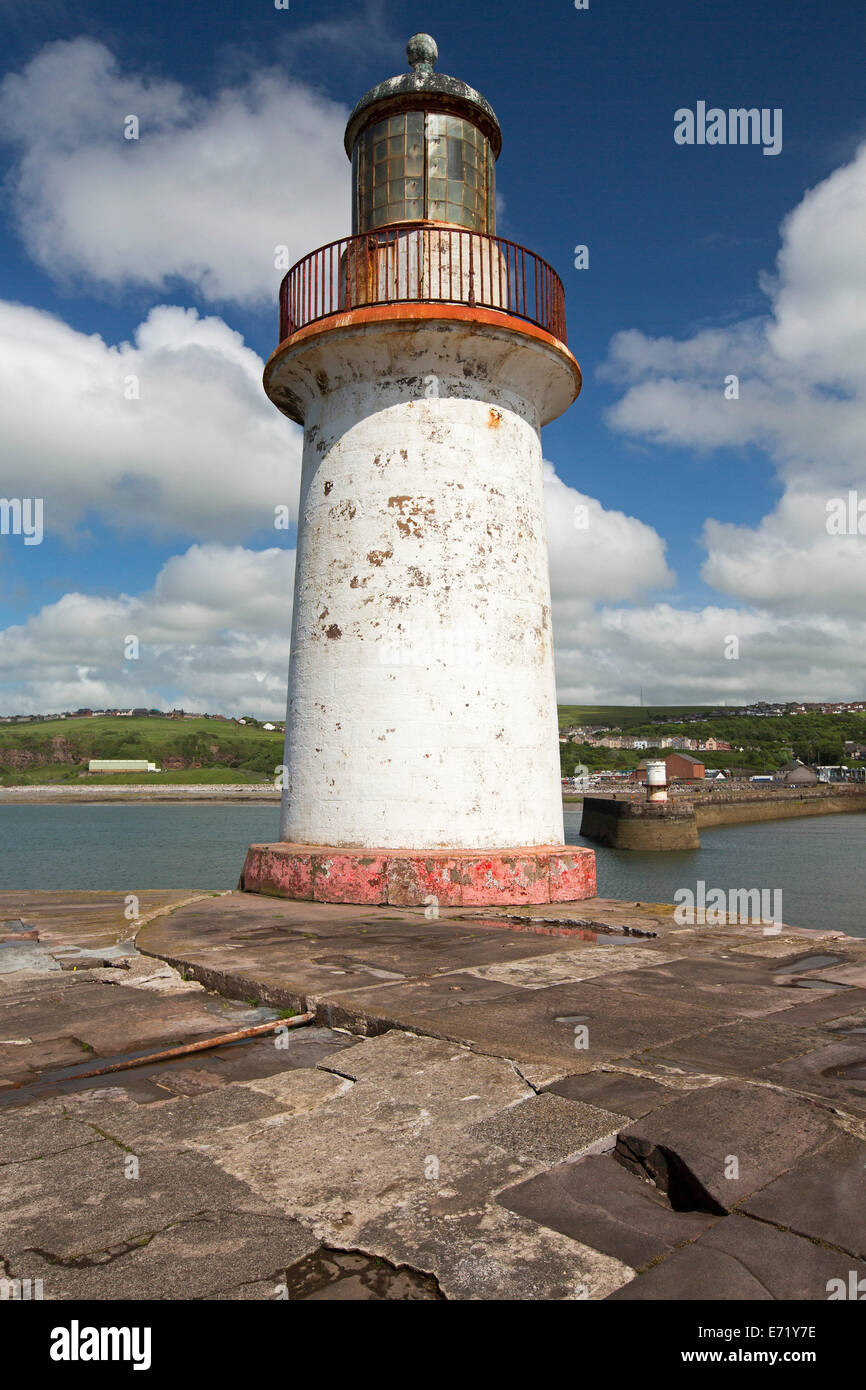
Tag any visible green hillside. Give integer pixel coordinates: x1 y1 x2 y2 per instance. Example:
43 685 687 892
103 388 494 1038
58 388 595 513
0 707 863 786
0 716 284 785
557 706 866 776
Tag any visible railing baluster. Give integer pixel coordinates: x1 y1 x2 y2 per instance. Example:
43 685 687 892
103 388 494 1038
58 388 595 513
280 227 567 345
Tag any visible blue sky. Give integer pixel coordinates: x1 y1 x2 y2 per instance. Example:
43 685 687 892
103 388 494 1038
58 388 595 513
0 0 864 712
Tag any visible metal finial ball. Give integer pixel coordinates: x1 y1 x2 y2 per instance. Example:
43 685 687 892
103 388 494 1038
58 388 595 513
407 33 438 71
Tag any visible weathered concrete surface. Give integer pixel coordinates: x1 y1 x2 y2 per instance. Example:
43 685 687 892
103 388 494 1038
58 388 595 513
499 1153 718 1268
615 1081 839 1213
3 889 866 1300
607 1215 866 1301
240 842 597 906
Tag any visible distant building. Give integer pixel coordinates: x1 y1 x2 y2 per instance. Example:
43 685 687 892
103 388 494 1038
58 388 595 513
776 760 819 786
88 760 160 774
635 753 705 783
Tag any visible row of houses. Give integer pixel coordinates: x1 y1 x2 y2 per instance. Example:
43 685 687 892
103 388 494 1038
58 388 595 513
568 754 866 791
561 729 732 753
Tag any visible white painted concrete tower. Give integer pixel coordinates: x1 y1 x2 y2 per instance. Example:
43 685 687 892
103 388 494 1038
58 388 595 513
264 35 582 855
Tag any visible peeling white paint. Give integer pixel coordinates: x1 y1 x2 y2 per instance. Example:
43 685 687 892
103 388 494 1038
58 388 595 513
267 317 580 850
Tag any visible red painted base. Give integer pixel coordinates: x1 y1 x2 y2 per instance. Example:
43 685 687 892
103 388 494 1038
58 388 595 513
240 842 597 907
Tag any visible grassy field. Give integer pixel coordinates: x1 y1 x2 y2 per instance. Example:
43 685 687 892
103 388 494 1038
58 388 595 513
1 707 863 785
557 705 717 730
0 717 283 785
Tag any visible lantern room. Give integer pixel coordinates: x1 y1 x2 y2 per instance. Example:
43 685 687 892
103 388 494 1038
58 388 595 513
344 33 502 235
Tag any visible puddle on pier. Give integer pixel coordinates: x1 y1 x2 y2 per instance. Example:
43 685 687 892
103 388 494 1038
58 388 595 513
776 954 845 974
0 1026 355 1110
790 979 850 991
467 917 639 942
283 1248 443 1301
824 1058 866 1080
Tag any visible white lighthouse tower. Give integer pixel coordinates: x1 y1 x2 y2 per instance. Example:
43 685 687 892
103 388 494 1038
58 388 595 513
242 35 596 906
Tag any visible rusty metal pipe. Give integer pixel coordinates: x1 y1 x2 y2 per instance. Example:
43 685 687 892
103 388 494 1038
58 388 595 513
48 1010 316 1085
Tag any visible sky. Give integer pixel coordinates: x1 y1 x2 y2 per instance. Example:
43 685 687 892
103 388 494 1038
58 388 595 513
0 0 864 716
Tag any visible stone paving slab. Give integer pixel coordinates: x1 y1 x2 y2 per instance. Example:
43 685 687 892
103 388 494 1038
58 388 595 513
593 956 832 1019
0 1104 104 1164
468 1092 627 1166
64 1083 292 1150
400 979 731 1067
756 1039 866 1117
742 1132 866 1261
607 1214 866 1301
615 1080 840 1212
498 1152 718 1268
2 889 865 1301
544 1070 685 1118
460 943 680 990
762 986 866 1027
640 1018 831 1080
6 1211 319 1301
0 1140 274 1261
349 1193 631 1302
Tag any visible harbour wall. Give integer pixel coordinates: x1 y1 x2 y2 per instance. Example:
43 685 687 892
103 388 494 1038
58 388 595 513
580 784 866 850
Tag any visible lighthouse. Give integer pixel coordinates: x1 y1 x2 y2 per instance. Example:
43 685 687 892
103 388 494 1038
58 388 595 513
241 34 597 907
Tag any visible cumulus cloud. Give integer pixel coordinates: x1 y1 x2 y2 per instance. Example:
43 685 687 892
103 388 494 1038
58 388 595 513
602 142 866 619
554 602 866 706
0 300 300 540
0 544 294 718
0 37 350 304
544 462 673 606
0 468 677 714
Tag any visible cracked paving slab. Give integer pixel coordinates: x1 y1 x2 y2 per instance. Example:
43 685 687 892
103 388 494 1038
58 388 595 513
607 1214 866 1301
0 1104 105 1165
498 1152 719 1269
5 1210 319 1301
188 1032 633 1298
615 1080 842 1212
742 1132 866 1260
461 944 681 990
0 1139 274 1262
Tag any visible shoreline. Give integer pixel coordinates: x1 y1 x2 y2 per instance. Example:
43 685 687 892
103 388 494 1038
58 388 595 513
0 783 280 804
3 781 866 827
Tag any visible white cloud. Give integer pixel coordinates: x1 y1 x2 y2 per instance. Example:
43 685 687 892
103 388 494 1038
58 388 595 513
602 142 866 620
0 469 677 715
544 462 673 605
0 544 294 718
554 603 866 706
0 37 350 304
0 300 300 540
4 483 862 712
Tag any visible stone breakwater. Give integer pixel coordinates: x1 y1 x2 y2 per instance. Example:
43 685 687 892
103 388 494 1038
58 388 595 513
581 785 866 850
694 784 866 828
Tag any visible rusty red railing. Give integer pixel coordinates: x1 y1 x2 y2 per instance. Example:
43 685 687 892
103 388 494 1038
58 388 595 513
278 223 567 346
